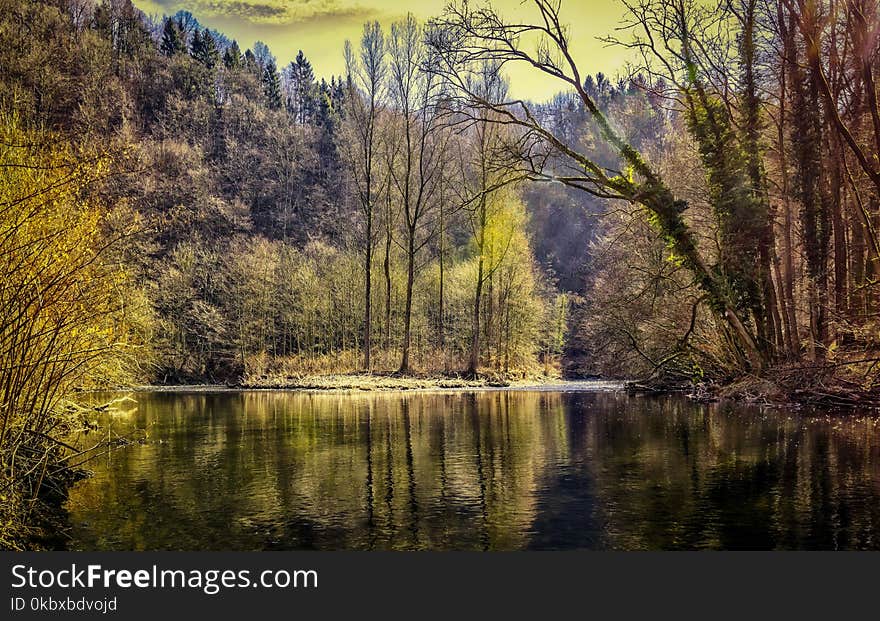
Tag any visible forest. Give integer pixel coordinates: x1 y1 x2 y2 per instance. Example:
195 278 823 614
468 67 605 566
2 0 880 547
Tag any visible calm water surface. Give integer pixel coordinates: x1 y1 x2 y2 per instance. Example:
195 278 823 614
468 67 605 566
65 389 880 550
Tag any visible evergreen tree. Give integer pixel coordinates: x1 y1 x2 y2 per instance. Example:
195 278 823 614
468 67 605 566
287 50 316 124
315 79 341 182
330 76 345 110
191 28 219 69
223 40 241 70
159 17 184 57
189 29 202 60
315 79 333 126
263 61 282 110
243 49 258 75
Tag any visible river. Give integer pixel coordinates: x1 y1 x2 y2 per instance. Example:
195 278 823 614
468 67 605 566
65 387 880 550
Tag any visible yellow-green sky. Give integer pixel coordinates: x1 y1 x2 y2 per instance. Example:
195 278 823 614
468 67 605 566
132 0 632 100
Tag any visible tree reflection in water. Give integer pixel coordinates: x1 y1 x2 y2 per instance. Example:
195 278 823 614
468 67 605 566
66 391 880 550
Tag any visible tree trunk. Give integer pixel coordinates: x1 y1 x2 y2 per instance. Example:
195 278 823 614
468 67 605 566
384 215 392 351
830 139 847 319
438 231 446 373
468 195 488 376
364 210 372 371
850 183 867 320
640 187 765 369
399 227 416 374
468 255 484 377
438 192 446 354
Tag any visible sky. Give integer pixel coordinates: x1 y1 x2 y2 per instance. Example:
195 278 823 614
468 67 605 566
131 0 633 100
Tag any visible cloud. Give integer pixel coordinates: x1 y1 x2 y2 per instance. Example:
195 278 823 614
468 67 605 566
195 2 287 21
155 0 377 25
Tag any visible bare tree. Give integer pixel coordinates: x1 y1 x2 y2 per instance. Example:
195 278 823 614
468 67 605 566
387 13 444 373
449 61 516 375
342 22 387 371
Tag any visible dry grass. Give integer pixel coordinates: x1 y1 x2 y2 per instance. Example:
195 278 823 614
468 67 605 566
239 373 515 391
240 349 559 391
238 371 567 392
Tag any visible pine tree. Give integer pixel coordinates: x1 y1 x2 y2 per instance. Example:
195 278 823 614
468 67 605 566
263 61 282 110
159 17 184 57
330 76 345 110
243 49 258 75
223 40 241 70
191 28 219 69
315 79 333 127
315 79 341 181
287 50 316 124
189 29 202 60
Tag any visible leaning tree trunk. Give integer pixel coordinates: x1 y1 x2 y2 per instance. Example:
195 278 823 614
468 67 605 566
644 188 765 370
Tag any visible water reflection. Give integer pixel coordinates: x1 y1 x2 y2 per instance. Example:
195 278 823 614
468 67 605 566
65 391 880 550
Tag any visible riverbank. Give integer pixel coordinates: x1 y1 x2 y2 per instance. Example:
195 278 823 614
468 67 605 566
712 367 880 408
630 362 880 409
128 368 880 409
129 375 625 394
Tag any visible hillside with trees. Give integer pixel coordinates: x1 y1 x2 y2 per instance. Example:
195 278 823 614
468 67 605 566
1 1 572 388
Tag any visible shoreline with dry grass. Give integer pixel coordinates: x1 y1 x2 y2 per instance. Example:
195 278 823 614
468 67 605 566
129 369 880 409
127 375 625 394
